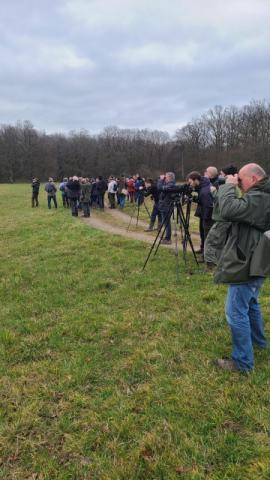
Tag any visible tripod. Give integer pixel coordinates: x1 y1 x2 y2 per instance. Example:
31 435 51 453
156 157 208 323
127 193 151 231
142 195 199 278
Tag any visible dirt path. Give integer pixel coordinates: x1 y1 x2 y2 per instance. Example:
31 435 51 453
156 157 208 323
108 207 149 228
82 207 200 249
82 208 159 245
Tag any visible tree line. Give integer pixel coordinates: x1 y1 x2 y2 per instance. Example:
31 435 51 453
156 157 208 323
0 100 269 183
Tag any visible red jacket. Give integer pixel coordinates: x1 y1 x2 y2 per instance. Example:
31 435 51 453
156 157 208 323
127 179 135 193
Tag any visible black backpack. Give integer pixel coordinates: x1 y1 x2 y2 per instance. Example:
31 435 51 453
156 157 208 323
47 183 54 193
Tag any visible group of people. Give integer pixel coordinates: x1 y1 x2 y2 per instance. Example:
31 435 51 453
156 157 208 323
31 174 148 216
31 162 270 375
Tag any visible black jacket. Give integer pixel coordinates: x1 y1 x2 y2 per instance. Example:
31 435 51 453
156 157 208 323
66 180 81 199
32 180 40 193
144 183 160 203
195 176 213 220
96 179 107 194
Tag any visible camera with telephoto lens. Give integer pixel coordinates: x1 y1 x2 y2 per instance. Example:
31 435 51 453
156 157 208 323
159 183 193 201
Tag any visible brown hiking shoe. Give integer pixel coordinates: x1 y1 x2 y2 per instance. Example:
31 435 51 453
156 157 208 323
215 358 239 372
160 239 172 245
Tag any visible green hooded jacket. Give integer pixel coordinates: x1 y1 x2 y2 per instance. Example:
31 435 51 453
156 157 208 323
213 177 270 284
80 182 92 202
204 187 241 265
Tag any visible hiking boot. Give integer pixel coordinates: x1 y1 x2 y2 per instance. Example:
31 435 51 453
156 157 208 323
160 239 172 245
215 358 240 372
206 262 215 271
195 248 203 254
197 257 205 263
144 223 154 232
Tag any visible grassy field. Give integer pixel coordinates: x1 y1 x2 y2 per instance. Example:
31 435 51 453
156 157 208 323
0 184 270 480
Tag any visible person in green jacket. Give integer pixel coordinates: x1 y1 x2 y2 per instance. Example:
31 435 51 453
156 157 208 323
80 178 92 217
210 163 270 373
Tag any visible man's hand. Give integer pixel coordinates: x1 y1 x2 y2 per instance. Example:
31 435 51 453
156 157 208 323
226 174 239 186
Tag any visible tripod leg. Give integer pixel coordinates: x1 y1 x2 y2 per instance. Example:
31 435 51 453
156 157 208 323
172 211 181 282
136 204 141 227
127 204 138 231
153 204 174 255
183 201 191 250
153 221 167 255
142 221 165 270
142 203 173 270
143 201 151 220
177 203 199 265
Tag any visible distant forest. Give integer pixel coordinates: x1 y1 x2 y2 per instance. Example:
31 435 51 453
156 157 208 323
0 100 270 182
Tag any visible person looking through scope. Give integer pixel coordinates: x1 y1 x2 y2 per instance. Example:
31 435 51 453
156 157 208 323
158 172 176 245
142 178 162 232
205 163 270 373
187 171 214 258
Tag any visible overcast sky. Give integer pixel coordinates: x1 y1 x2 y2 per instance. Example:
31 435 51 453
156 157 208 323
0 0 269 136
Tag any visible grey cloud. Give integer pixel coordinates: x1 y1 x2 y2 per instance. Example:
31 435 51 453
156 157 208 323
0 0 270 135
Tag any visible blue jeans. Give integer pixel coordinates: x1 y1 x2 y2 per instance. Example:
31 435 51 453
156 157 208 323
225 277 267 371
119 194 126 208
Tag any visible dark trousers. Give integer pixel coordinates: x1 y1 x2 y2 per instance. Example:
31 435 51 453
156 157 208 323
32 192 39 207
199 217 214 250
161 210 171 240
97 193 105 209
48 195 57 209
62 193 69 207
108 192 116 208
90 194 97 206
150 202 162 226
82 202 90 217
70 198 78 216
129 192 135 203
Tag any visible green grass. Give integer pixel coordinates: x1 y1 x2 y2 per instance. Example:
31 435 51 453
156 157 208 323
0 184 270 480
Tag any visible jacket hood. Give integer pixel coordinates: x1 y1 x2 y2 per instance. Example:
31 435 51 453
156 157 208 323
258 177 270 193
200 176 211 188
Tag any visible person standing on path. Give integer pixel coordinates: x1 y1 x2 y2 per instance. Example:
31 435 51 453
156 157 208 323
107 176 117 209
